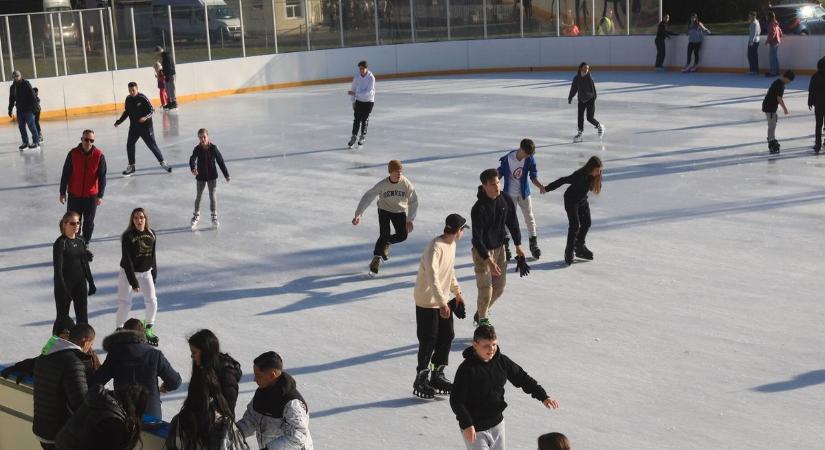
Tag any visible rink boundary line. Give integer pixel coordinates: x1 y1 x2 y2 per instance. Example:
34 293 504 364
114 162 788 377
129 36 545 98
6 65 816 126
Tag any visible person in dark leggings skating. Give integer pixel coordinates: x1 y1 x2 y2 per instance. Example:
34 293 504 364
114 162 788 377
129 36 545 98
52 211 96 336
683 13 711 73
115 82 172 175
545 156 603 266
808 57 825 154
347 60 376 148
568 62 605 142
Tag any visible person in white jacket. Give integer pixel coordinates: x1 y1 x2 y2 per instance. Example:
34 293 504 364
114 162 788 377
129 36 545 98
347 60 376 148
237 351 313 450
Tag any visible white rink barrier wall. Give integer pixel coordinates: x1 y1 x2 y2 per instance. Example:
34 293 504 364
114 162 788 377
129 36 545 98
2 34 825 122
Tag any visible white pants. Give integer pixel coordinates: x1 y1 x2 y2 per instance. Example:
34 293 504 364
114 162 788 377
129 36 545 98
505 193 537 238
116 268 158 327
464 421 505 450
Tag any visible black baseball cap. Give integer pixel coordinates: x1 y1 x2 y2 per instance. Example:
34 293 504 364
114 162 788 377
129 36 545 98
445 213 469 232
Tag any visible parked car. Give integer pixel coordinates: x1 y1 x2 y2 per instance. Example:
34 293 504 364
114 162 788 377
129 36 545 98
766 2 825 35
151 0 242 43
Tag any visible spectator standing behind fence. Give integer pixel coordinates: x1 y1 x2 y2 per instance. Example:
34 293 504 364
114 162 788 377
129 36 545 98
682 13 710 73
154 61 168 107
596 9 615 35
747 11 761 75
655 13 678 71
156 46 178 110
8 70 41 150
766 12 783 77
808 57 825 154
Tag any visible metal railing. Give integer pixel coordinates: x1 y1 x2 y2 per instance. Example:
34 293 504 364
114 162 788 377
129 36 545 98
0 0 662 82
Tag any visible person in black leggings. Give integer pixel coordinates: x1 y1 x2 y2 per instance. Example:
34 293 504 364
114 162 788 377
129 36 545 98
53 211 96 336
545 156 603 266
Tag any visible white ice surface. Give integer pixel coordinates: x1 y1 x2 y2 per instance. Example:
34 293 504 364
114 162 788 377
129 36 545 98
1 71 824 449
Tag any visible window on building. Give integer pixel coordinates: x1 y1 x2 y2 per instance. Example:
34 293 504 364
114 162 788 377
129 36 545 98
285 0 303 18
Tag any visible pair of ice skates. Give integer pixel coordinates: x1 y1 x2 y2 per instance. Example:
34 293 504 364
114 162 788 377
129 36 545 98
573 124 605 143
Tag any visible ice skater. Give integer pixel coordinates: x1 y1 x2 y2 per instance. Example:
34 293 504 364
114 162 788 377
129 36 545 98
353 159 418 276
682 13 711 73
654 13 678 71
568 62 605 143
59 129 107 243
189 128 230 228
808 58 825 154
762 70 794 154
347 60 375 148
32 87 43 143
450 325 559 450
116 208 160 346
412 214 468 399
497 138 545 260
114 82 172 176
7 70 40 150
52 211 97 336
545 156 603 265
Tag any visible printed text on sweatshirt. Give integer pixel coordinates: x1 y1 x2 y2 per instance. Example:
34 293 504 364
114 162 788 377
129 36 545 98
355 176 418 220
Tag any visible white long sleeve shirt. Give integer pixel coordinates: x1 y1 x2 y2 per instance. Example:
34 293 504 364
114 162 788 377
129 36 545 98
414 236 461 309
354 175 418 221
351 70 376 103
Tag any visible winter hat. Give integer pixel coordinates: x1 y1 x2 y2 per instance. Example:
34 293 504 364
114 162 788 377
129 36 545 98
445 213 468 232
388 160 403 173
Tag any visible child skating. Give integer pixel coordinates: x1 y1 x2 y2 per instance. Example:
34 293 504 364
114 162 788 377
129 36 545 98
497 138 545 260
347 60 376 148
545 156 603 266
188 128 230 229
353 160 418 276
117 208 161 346
762 70 794 154
568 62 605 143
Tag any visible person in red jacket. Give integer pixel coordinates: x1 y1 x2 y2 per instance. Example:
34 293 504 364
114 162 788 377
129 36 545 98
59 129 107 243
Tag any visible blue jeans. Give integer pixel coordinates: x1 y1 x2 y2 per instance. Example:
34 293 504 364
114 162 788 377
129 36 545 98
17 110 39 144
769 45 779 75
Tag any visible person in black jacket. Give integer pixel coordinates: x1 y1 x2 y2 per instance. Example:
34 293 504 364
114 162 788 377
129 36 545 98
655 14 678 71
33 87 43 143
54 384 148 450
156 46 177 110
763 70 794 154
8 70 41 149
471 169 523 327
115 207 161 344
91 320 181 420
545 156 603 265
808 57 825 154
33 324 96 450
114 81 171 176
189 128 230 228
568 62 604 143
53 211 96 336
450 325 558 450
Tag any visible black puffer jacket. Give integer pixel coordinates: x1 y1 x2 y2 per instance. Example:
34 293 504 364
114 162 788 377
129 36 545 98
218 353 242 413
91 330 181 419
470 186 521 260
33 339 90 443
449 346 548 432
8 78 36 114
55 386 130 450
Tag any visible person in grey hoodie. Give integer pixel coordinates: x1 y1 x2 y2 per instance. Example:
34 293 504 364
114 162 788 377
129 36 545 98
568 62 604 143
746 11 761 75
683 13 711 72
237 351 314 450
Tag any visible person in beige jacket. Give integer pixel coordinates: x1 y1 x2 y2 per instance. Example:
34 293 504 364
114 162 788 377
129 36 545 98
412 214 468 399
353 159 418 275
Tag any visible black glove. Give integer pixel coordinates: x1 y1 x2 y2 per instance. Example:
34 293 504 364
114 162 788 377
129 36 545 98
448 298 466 319
85 249 94 262
515 255 531 277
568 98 572 104
88 282 97 296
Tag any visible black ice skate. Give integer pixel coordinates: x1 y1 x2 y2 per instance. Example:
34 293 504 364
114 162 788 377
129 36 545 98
564 247 574 265
529 236 541 260
575 244 594 260
573 130 583 143
413 369 436 399
122 164 136 176
768 139 780 154
815 145 822 154
368 256 381 277
430 365 452 395
348 135 358 149
381 242 390 261
504 237 512 261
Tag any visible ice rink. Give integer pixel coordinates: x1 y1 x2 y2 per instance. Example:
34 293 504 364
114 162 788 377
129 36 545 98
1 70 824 449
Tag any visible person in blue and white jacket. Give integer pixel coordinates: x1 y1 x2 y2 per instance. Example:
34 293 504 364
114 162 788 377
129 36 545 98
347 60 376 148
237 351 314 450
497 138 545 260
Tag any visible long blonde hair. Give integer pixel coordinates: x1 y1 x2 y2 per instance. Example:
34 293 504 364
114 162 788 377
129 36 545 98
579 156 603 194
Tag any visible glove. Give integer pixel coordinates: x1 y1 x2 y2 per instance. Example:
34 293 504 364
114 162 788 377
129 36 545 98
88 282 97 296
448 298 466 319
85 249 94 262
568 98 572 104
515 255 531 278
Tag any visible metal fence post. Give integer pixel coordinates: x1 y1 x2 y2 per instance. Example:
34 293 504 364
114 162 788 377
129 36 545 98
592 0 596 35
50 14 58 75
446 0 450 40
100 10 109 71
338 0 344 47
659 0 662 23
27 15 37 78
626 0 630 35
409 0 414 43
373 0 379 45
129 8 138 67
304 0 310 50
239 0 246 56
0 32 5 81
555 0 560 36
204 3 212 60
79 13 88 73
271 0 279 53
108 7 118 70
482 0 487 39
168 6 175 63
4 16 13 72
519 1 523 38
58 13 67 75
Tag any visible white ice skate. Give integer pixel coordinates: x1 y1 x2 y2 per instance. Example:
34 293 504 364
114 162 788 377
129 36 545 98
573 131 583 143
190 213 200 230
348 135 358 149
597 124 606 140
211 215 220 229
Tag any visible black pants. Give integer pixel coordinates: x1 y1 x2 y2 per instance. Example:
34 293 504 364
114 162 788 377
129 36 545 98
416 306 454 372
127 124 165 165
816 107 825 149
352 100 374 136
67 194 98 243
565 199 591 252
34 110 41 134
374 209 408 256
54 281 88 336
747 43 759 73
686 42 701 66
655 39 666 68
41 444 56 450
577 99 600 131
